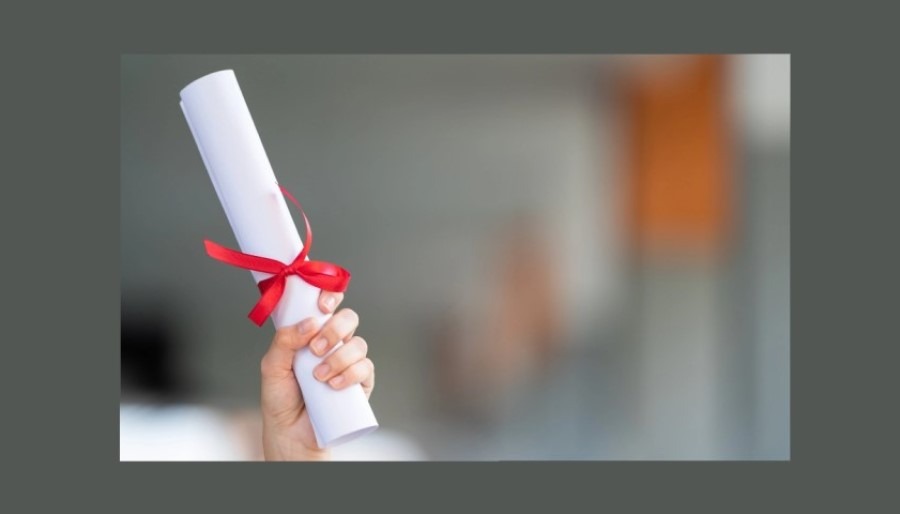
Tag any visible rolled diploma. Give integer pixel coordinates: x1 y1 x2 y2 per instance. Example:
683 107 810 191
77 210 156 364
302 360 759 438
179 69 378 448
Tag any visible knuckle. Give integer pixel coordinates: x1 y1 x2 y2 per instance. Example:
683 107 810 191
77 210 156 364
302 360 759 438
340 308 359 326
273 329 295 349
346 363 365 382
319 323 340 344
260 353 277 376
326 348 349 369
319 325 337 342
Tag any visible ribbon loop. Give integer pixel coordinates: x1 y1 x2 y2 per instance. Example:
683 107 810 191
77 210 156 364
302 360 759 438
203 185 351 326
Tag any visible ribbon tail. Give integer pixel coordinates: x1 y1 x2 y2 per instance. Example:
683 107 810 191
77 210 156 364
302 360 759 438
248 276 286 327
279 185 314 254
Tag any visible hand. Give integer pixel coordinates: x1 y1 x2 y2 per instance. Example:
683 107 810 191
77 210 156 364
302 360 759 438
260 291 374 460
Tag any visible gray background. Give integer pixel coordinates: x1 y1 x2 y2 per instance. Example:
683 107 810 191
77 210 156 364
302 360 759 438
6 0 896 508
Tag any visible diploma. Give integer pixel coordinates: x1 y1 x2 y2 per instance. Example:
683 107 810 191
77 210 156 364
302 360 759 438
179 69 378 448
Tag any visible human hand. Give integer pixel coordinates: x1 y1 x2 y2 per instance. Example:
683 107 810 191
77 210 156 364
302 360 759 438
260 291 374 460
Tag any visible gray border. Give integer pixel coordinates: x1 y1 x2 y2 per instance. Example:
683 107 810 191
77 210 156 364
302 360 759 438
6 1 895 509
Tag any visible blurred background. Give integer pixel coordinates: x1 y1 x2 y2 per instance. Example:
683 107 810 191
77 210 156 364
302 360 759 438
121 54 789 460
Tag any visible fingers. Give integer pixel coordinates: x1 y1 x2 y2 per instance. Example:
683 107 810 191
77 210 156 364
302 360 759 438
260 317 320 380
313 336 373 390
309 308 358 357
318 291 344 314
360 358 374 396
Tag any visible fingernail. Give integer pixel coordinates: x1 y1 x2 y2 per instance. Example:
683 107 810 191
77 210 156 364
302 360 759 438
323 295 336 311
312 338 327 355
315 364 330 380
298 318 316 334
329 375 344 388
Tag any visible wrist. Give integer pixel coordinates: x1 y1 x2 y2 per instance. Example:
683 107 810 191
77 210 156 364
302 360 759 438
262 430 331 461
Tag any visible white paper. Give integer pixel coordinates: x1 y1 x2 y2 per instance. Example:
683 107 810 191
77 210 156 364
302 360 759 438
179 69 378 448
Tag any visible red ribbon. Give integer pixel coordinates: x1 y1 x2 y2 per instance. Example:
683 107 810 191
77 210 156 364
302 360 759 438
204 185 351 326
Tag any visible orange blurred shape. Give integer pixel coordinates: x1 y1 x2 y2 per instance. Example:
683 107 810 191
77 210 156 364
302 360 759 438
622 55 734 256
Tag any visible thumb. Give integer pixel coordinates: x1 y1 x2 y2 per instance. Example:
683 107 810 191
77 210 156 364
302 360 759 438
260 317 320 381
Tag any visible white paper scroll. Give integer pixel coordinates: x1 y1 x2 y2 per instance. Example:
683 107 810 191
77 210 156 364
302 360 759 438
180 69 378 448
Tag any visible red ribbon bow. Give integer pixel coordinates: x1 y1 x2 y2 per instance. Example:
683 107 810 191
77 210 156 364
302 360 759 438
204 185 351 326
